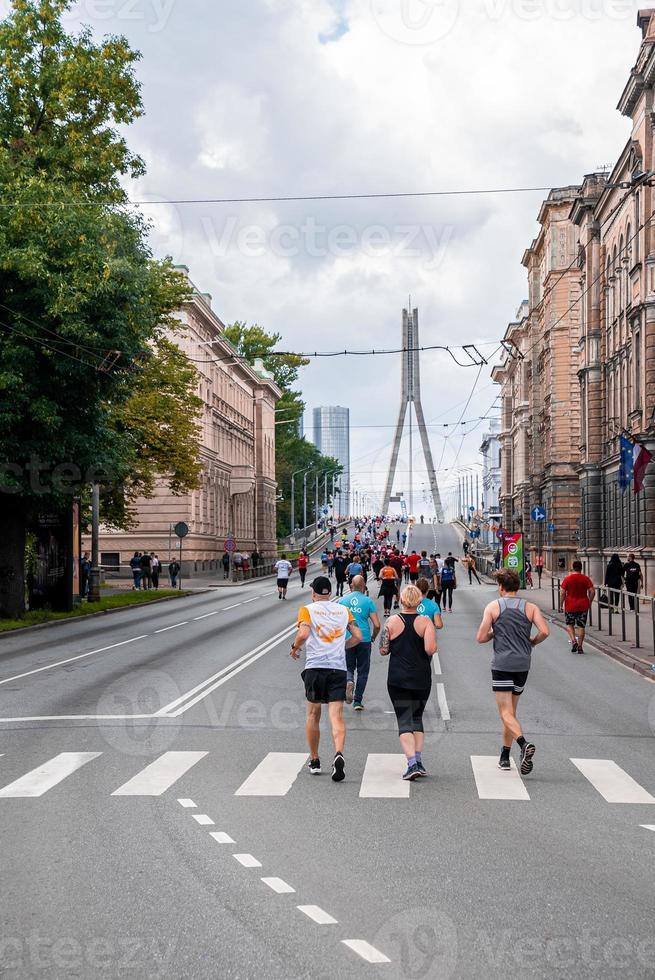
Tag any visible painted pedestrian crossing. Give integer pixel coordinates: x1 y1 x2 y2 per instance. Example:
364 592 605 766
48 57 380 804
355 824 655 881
0 751 653 805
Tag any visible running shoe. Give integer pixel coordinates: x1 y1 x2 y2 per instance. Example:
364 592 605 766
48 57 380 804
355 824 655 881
345 681 354 705
308 758 321 775
577 646 585 655
402 763 420 781
520 742 536 775
415 761 428 777
498 754 511 771
353 702 364 711
571 641 578 653
331 753 346 782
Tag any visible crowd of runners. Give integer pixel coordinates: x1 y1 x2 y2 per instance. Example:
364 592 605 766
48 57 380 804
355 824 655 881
287 517 551 785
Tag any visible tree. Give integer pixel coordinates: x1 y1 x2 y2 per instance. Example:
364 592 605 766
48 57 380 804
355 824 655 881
0 1 202 615
224 322 342 538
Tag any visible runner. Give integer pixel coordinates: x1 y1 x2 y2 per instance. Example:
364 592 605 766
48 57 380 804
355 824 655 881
464 553 482 585
417 551 432 581
290 577 362 780
380 585 438 780
346 554 363 589
476 569 550 773
440 560 456 613
297 550 309 588
524 558 534 589
560 561 595 654
326 550 335 579
406 550 421 583
379 559 399 618
334 550 348 598
339 575 380 710
275 554 293 600
416 578 443 630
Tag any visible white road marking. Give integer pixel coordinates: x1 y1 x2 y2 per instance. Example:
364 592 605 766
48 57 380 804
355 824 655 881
297 905 337 925
178 798 197 808
261 590 277 596
342 940 391 964
193 612 219 621
436 683 450 721
0 635 150 687
641 825 655 833
432 651 442 675
261 877 296 894
156 625 297 717
112 751 208 796
470 756 530 801
571 759 655 804
359 754 410 799
192 814 215 826
0 715 156 722
0 752 101 798
242 598 258 604
235 753 308 797
234 853 262 868
210 831 235 844
224 604 242 611
155 622 188 633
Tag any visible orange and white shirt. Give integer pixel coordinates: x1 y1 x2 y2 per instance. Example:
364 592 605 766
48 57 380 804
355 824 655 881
297 601 354 670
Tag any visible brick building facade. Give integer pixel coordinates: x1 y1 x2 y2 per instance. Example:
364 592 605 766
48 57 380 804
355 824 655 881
92 270 281 572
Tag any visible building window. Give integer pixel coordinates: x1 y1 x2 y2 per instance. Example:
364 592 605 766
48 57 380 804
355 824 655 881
635 330 641 408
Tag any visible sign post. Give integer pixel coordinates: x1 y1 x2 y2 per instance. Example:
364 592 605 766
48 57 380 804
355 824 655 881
174 522 189 590
502 532 525 589
531 506 546 579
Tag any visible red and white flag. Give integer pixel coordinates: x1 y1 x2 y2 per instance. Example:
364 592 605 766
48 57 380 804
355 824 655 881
633 442 653 494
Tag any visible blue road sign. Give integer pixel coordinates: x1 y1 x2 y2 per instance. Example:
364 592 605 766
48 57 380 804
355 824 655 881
547 523 555 532
531 506 546 522
469 506 475 513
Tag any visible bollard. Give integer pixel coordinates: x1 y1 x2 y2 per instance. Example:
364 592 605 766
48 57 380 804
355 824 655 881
621 592 626 642
597 593 602 632
635 597 640 649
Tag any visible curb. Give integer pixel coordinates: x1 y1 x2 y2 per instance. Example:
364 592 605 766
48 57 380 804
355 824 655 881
0 591 206 639
544 611 655 682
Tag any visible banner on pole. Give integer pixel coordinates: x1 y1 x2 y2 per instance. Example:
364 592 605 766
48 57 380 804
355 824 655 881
502 532 525 589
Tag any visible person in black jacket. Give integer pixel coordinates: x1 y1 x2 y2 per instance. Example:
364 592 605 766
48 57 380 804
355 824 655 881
604 554 624 613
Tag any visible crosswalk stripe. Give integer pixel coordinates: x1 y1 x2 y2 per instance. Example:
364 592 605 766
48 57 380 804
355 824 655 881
0 752 101 798
571 759 655 804
111 752 208 796
470 756 530 801
641 825 655 833
359 754 410 798
235 752 308 797
342 940 391 964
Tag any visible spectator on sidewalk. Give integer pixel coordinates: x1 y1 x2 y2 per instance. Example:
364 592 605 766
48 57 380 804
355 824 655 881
139 551 152 589
561 561 595 655
169 560 180 589
80 552 91 598
129 552 142 590
623 554 643 611
604 554 624 613
151 554 161 589
222 551 230 579
534 554 545 588
232 551 244 581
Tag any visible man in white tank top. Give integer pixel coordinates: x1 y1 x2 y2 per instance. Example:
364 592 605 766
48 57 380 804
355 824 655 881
476 569 549 774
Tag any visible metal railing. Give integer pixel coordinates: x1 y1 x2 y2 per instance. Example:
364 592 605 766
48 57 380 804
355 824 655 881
551 578 655 654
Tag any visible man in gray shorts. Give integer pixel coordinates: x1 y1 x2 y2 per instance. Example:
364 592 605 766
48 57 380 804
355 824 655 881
476 569 550 774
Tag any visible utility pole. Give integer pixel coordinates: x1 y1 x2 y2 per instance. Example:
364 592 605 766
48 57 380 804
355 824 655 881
88 483 101 603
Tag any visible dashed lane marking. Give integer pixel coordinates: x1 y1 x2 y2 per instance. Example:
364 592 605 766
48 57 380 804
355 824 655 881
178 799 197 808
210 831 235 844
436 683 451 721
233 853 262 868
223 604 242 611
432 651 442 675
297 905 338 925
193 612 219 620
342 940 392 964
192 814 215 826
261 877 296 894
155 622 189 634
0 635 150 688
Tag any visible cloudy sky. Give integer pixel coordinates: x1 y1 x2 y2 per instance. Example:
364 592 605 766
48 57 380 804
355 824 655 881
32 0 646 512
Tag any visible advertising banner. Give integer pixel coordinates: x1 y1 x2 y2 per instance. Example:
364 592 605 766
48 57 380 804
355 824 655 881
502 532 525 589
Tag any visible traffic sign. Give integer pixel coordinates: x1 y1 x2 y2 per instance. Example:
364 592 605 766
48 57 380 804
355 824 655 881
469 506 475 513
224 538 237 552
548 523 555 533
531 506 546 522
174 522 189 538
496 528 507 541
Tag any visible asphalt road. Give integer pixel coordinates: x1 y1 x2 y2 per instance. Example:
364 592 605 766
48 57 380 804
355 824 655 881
1 522 654 980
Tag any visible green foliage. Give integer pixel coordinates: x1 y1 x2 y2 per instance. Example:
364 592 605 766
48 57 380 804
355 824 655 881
0 0 202 531
224 321 342 537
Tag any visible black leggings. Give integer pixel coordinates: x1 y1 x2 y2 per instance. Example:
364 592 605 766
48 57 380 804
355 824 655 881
382 589 396 613
441 583 454 609
387 684 431 735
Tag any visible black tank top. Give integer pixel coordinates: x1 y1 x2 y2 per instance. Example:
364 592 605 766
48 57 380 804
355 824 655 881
388 614 432 690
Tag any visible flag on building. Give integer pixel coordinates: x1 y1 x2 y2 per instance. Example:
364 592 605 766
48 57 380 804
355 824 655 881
633 441 653 494
619 434 634 492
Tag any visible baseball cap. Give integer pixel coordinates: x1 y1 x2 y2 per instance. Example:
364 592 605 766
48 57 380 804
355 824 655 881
311 576 332 596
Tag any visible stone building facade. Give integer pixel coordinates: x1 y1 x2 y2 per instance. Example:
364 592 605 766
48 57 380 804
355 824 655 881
94 270 281 571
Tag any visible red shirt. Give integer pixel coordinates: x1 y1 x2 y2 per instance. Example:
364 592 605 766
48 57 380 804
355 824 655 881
298 554 309 570
561 573 594 613
406 554 420 574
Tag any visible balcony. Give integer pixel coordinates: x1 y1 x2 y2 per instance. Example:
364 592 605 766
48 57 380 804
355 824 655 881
230 465 256 497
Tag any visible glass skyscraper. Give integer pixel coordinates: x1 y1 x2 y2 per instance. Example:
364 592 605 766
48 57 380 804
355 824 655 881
313 406 350 516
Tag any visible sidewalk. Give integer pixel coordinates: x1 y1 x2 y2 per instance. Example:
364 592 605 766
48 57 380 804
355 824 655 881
528 572 655 680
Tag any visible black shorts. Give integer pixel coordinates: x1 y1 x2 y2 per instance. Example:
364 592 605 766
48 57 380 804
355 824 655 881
491 670 529 696
387 683 431 735
302 668 347 704
277 578 289 589
565 611 588 628
409 572 419 582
